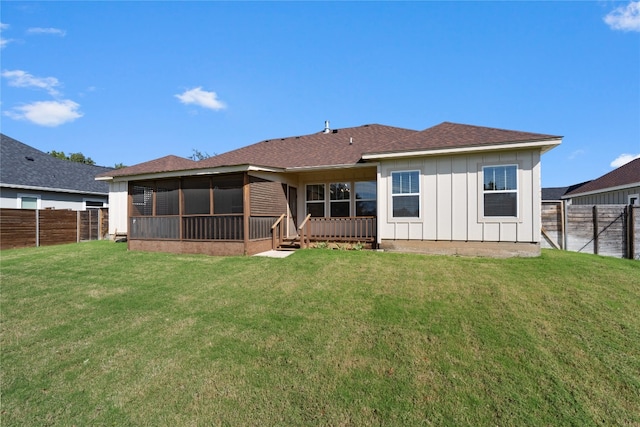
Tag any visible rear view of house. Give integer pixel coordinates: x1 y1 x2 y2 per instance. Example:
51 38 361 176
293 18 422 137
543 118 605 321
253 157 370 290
97 121 561 257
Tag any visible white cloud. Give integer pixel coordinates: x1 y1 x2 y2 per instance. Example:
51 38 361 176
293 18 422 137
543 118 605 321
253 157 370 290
604 1 640 32
0 22 12 49
175 87 226 111
610 153 640 168
4 100 83 127
568 149 586 160
27 27 66 36
2 69 61 96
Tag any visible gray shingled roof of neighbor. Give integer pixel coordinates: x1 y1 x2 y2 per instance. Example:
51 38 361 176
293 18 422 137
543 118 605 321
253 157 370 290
98 122 561 179
1 133 113 195
564 157 640 197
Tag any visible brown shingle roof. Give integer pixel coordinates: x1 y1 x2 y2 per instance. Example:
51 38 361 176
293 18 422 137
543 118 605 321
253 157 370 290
96 155 198 178
197 124 416 169
98 122 561 179
369 121 561 155
565 158 640 197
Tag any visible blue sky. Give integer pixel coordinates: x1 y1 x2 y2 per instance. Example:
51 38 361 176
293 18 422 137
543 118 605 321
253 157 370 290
1 1 638 187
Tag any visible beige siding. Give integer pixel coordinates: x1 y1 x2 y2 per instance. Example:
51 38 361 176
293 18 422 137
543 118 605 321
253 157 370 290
379 149 542 244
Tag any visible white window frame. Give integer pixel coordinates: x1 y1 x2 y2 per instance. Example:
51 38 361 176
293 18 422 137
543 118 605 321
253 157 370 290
480 164 520 221
629 194 640 206
83 198 106 210
17 193 41 210
305 183 326 217
390 170 421 219
354 180 377 217
329 182 351 217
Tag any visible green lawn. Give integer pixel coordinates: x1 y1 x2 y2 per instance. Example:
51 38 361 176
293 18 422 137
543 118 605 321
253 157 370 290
1 241 639 426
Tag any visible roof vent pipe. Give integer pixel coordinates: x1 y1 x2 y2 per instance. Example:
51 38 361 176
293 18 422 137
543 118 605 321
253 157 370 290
323 120 330 133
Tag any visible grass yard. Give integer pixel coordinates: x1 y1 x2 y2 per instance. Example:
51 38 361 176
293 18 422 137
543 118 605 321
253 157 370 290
1 241 639 426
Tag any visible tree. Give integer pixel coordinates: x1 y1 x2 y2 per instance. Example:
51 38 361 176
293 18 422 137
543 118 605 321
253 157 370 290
188 149 215 161
114 162 127 169
48 150 96 165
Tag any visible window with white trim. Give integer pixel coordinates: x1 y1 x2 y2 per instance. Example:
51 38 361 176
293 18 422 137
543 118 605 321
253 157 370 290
20 196 39 209
330 183 350 217
306 184 325 217
629 194 639 206
483 165 518 217
391 170 420 218
355 181 376 216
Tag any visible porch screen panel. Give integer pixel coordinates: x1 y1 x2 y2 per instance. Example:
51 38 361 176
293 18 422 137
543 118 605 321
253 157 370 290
213 174 244 214
131 182 154 216
156 180 180 216
183 177 210 215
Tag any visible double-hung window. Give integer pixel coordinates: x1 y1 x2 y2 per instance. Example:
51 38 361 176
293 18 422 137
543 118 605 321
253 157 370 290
306 184 325 217
355 181 377 216
483 165 518 217
330 183 350 217
391 170 420 218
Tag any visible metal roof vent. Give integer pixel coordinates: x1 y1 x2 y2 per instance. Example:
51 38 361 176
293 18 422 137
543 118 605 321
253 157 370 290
332 129 338 134
323 120 330 134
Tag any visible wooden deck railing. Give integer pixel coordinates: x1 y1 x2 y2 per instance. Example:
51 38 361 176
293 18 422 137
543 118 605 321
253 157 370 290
130 216 180 239
182 215 244 240
308 216 376 243
271 213 286 250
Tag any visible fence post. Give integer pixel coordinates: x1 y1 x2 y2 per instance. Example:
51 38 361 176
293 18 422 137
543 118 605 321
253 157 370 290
628 205 635 260
593 205 598 255
35 209 40 247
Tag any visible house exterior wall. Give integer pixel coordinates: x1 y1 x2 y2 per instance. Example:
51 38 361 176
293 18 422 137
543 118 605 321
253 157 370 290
107 180 129 236
568 186 640 205
377 149 541 245
0 187 108 211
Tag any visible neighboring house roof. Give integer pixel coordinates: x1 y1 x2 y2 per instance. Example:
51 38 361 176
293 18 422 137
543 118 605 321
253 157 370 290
542 181 591 200
97 121 561 180
564 158 640 198
1 133 113 195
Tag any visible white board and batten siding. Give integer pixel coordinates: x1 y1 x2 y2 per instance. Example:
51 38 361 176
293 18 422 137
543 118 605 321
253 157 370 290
377 150 541 244
108 181 129 236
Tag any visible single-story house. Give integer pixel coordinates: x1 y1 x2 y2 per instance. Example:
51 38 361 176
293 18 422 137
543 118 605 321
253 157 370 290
96 121 562 257
562 158 640 206
1 134 112 210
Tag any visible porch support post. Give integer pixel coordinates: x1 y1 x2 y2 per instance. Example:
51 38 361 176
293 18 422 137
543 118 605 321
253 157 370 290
243 172 250 254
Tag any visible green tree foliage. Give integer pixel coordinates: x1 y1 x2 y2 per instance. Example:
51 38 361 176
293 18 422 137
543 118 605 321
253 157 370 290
48 150 96 165
114 162 127 169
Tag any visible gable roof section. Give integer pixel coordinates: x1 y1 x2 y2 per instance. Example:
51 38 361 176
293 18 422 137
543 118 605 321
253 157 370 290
199 124 416 169
564 158 640 197
97 121 562 180
364 122 562 159
1 133 113 195
100 124 416 178
96 155 198 179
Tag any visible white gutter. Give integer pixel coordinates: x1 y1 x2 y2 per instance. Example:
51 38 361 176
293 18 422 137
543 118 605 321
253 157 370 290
562 182 640 199
362 138 562 161
0 183 108 196
285 162 375 172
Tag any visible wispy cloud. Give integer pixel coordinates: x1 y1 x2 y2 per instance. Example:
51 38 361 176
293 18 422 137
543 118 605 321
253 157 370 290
568 149 586 160
604 1 640 32
3 100 83 127
175 87 226 111
0 22 13 49
610 153 640 168
27 27 66 36
2 69 61 96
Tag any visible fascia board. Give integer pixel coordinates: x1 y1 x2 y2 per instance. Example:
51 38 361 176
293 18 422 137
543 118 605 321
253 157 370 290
561 182 640 199
285 162 376 172
362 139 562 160
0 183 108 196
97 164 286 182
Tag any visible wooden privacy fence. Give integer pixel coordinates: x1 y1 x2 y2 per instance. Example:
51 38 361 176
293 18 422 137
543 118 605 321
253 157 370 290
0 208 109 250
542 203 639 259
